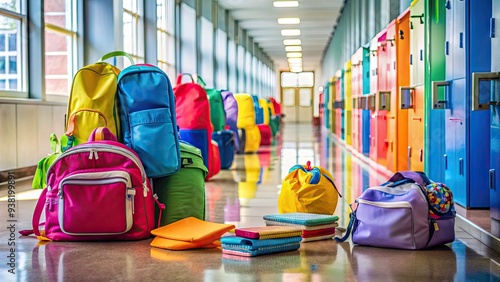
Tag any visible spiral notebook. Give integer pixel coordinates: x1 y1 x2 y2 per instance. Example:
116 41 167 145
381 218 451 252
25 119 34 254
235 226 302 240
263 212 339 226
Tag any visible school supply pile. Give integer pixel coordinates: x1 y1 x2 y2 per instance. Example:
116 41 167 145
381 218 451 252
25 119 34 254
220 226 302 257
263 212 340 242
150 217 234 250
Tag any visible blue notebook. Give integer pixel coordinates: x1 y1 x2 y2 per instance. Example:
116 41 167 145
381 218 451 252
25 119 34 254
263 213 339 226
220 236 302 257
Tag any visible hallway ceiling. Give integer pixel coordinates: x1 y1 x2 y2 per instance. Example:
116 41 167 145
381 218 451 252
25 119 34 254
218 0 344 71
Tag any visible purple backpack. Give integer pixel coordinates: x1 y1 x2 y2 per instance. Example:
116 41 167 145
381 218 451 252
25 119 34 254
336 171 455 249
221 91 240 151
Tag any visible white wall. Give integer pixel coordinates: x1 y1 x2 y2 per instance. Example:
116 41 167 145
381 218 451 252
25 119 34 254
0 101 66 171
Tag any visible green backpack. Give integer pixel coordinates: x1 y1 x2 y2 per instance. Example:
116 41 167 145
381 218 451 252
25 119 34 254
153 141 208 226
32 134 62 189
195 75 226 131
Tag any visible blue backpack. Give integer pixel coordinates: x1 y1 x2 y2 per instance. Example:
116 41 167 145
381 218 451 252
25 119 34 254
117 64 181 178
251 95 264 125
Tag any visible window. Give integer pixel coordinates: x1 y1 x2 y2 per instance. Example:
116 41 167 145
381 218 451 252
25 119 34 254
216 29 227 90
44 0 77 98
200 17 213 87
157 0 175 79
0 0 26 95
281 71 314 87
123 0 144 66
180 3 196 74
227 38 236 91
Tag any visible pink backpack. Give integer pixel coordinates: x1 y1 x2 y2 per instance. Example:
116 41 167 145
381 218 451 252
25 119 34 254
25 127 160 241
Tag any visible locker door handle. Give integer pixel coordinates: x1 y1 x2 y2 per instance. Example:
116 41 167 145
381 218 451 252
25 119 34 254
471 72 500 111
432 81 450 109
419 149 423 162
445 41 449 55
445 0 451 9
408 146 412 158
410 54 413 65
419 49 423 61
459 158 464 175
444 154 448 169
490 169 496 190
459 32 463 48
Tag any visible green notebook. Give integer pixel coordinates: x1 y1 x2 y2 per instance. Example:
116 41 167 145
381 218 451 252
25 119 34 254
263 212 339 226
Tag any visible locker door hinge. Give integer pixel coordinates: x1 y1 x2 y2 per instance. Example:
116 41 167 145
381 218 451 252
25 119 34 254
491 18 496 38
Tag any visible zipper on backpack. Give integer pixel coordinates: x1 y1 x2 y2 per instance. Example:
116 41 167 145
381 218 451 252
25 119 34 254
357 199 412 208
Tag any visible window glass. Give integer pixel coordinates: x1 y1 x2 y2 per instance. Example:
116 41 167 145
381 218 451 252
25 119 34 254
200 17 213 87
157 0 175 79
298 72 314 87
216 29 227 90
8 33 16 51
227 39 236 91
281 72 297 87
0 13 23 93
0 0 21 13
44 0 76 97
237 45 245 92
123 0 143 66
180 3 196 74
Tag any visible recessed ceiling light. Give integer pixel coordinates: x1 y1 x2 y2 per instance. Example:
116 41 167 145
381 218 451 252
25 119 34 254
283 39 301 45
290 67 303 73
278 18 300 24
285 46 302 52
287 52 302 58
273 1 299 8
288 58 302 63
281 29 301 36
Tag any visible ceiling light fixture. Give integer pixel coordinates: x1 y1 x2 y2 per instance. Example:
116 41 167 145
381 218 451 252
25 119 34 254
283 39 302 45
273 1 299 8
287 52 302 58
278 17 300 24
288 58 302 63
281 29 301 36
290 67 303 73
285 46 302 52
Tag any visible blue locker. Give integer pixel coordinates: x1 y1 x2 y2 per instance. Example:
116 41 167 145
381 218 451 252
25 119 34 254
436 0 491 208
470 0 500 236
324 81 331 129
362 46 371 156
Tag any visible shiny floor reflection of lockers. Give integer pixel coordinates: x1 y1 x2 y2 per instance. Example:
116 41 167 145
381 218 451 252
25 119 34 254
0 123 499 281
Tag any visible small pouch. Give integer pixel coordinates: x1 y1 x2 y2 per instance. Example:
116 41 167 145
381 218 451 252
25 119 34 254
150 217 234 250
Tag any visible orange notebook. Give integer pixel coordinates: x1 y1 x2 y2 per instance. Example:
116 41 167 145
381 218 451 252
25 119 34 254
150 217 235 250
235 226 302 240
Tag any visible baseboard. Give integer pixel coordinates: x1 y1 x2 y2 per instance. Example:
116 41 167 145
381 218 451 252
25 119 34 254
0 166 37 185
456 214 500 253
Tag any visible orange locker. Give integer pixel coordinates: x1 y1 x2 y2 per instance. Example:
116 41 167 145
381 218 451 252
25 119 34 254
385 10 411 173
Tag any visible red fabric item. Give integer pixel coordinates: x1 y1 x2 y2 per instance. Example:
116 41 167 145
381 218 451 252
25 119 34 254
258 124 272 146
174 73 219 180
268 97 281 115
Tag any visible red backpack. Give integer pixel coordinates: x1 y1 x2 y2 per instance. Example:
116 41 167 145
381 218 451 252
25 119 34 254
173 73 220 181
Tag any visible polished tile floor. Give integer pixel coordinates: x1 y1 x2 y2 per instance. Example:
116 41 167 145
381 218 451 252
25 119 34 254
0 123 499 281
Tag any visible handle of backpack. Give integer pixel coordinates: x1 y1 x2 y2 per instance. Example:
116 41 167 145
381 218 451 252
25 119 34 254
176 73 195 85
194 74 207 88
89 127 118 142
99 51 135 65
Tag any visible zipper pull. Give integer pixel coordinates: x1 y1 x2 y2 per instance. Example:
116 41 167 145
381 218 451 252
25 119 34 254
143 182 149 197
93 149 99 160
88 149 94 160
433 220 439 231
127 188 136 214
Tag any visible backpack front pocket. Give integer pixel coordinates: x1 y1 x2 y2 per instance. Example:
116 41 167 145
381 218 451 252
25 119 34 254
353 199 416 249
58 171 134 235
129 108 179 178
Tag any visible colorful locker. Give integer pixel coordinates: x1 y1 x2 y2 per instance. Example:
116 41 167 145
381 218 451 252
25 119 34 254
471 0 499 232
361 45 371 156
369 35 379 163
330 76 337 135
432 0 491 208
344 61 353 145
399 0 425 172
424 0 447 182
384 11 411 173
352 48 364 152
336 69 345 140
324 81 331 130
374 30 388 167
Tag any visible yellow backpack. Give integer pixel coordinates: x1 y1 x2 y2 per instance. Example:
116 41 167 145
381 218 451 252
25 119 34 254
278 162 341 215
63 51 133 150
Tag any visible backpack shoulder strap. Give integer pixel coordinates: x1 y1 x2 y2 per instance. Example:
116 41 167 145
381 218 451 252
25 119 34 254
387 171 431 187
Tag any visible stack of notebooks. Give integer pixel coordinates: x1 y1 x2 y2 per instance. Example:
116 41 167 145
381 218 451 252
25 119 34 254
220 226 302 257
263 212 339 242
